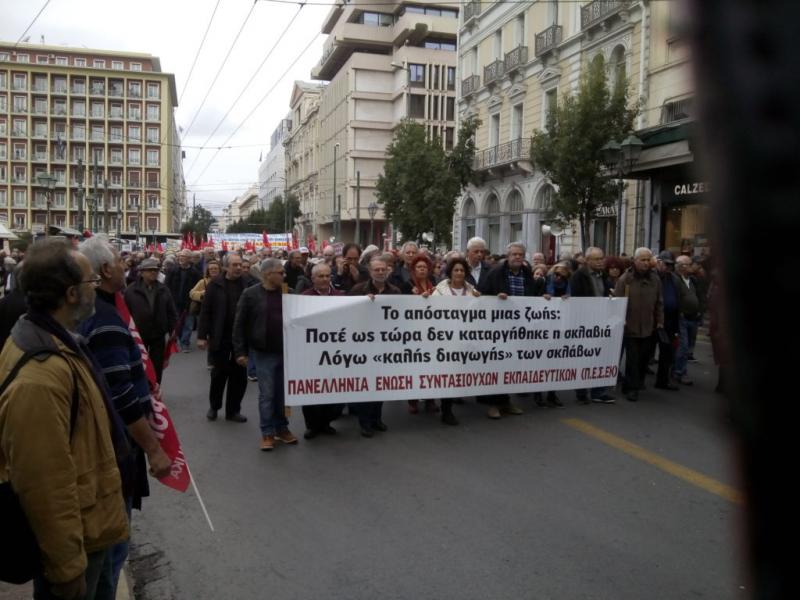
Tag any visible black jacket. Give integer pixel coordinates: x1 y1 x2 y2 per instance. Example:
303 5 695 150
570 267 613 298
124 280 178 341
465 261 491 289
197 275 246 351
478 261 544 297
232 285 284 356
165 265 201 311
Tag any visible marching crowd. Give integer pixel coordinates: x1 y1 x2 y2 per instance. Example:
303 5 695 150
0 233 718 599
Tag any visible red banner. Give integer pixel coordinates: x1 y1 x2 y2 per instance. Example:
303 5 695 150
114 293 190 492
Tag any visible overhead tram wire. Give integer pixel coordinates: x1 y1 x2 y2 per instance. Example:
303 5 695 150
180 0 259 141
184 3 306 179
14 0 52 47
189 31 322 187
257 0 676 4
178 0 223 106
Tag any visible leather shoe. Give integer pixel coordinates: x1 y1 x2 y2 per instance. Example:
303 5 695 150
206 408 218 421
626 391 639 402
322 425 337 435
655 383 680 391
373 421 388 432
487 406 501 419
361 427 374 438
441 412 458 426
304 429 319 440
225 413 247 423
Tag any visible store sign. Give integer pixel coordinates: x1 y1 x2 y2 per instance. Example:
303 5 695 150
594 205 617 218
672 182 710 197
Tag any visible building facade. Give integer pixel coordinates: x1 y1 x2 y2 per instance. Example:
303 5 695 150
0 41 184 235
258 115 291 211
454 1 672 259
303 0 459 246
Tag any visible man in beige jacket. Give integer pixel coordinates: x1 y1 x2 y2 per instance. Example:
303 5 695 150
0 238 128 600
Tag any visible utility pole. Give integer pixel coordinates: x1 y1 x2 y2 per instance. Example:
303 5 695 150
355 171 361 246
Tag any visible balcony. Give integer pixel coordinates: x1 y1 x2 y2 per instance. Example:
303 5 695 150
535 24 563 58
52 84 68 95
393 13 458 47
311 22 393 80
581 0 631 32
463 0 481 29
473 138 533 175
504 45 528 75
461 74 480 97
33 152 47 162
90 85 105 96
484 60 505 87
109 87 124 97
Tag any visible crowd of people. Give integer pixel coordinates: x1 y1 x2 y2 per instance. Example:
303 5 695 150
0 233 718 599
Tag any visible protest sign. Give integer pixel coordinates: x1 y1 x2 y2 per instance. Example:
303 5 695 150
283 295 627 406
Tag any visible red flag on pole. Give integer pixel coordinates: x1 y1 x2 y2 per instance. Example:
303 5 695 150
114 293 190 493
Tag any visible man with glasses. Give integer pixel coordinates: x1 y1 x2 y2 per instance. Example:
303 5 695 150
124 258 177 384
198 253 249 422
233 258 298 451
0 238 128 600
333 242 368 292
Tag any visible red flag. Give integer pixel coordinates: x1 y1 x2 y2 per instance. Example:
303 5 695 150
114 292 190 493
157 243 164 253
307 235 316 254
291 231 298 250
221 240 228 252
262 230 271 249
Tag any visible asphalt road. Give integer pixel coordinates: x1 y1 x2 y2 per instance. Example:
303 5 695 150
129 339 746 600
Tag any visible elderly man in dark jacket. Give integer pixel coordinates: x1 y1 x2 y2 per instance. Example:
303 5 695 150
124 258 177 384
478 242 544 417
570 246 616 404
197 253 248 422
614 248 665 402
165 250 201 351
233 258 298 451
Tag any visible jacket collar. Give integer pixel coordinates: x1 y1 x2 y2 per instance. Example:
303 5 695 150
10 315 80 359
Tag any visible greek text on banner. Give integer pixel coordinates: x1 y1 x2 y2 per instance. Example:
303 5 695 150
283 295 627 406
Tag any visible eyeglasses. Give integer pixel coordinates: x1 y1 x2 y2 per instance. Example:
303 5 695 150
79 276 102 287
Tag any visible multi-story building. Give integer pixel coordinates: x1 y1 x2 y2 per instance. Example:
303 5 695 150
235 184 259 221
304 0 459 244
0 41 184 235
285 81 324 240
455 1 698 259
258 115 291 211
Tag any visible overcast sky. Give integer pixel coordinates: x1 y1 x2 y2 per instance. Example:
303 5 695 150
0 0 331 215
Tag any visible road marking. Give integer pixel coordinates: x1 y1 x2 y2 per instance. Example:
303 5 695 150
562 418 743 505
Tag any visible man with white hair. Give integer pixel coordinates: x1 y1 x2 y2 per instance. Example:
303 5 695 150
614 247 664 402
389 241 418 288
531 252 546 267
464 237 490 288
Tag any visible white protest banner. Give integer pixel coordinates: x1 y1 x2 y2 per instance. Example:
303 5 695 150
283 295 627 406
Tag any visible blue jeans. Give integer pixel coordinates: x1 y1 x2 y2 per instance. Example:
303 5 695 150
179 313 194 348
34 548 113 600
673 316 698 377
253 350 288 436
247 354 257 379
110 497 134 596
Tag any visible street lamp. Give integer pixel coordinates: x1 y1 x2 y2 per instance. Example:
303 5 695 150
102 179 109 234
36 172 57 237
75 158 85 233
332 142 340 240
367 202 379 247
601 134 643 253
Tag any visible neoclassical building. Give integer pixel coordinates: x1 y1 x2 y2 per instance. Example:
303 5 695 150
454 1 693 259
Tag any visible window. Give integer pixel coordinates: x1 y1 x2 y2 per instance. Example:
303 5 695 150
146 104 160 121
130 63 142 72
53 98 67 115
71 145 85 163
110 126 123 142
0 165 5 182
146 149 159 166
54 191 66 207
494 30 503 60
431 96 439 120
74 58 86 67
0 52 9 62
408 94 425 118
128 193 140 208
512 104 523 140
72 100 86 116
146 126 160 143
14 213 26 229
147 172 159 187
53 76 67 93
128 124 141 141
446 97 455 120
128 81 142 97
146 216 159 231
112 60 124 70
445 126 454 150
147 194 159 209
91 124 104 141
55 56 68 66
12 73 26 90
490 113 500 147
486 195 501 254
16 54 29 64
12 118 26 136
110 148 122 164
508 190 524 243
128 148 141 165
14 190 27 207
93 59 106 69
447 67 456 90
36 55 49 64
33 122 47 137
661 97 693 125
0 190 7 208
92 147 104 164
33 75 47 91
13 166 26 183
423 40 456 51
409 63 425 86
72 78 85 94
13 143 26 160
34 97 47 114
515 14 525 46
543 88 557 129
0 97 6 112
0 71 6 89
91 102 104 117
0 142 5 159
128 103 141 120
13 95 27 112
128 171 141 187
146 82 160 98
360 12 393 26
90 79 104 94
110 103 123 118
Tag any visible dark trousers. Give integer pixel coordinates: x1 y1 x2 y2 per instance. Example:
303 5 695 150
209 344 248 416
353 401 383 428
656 338 676 387
144 336 165 384
623 335 655 392
34 548 113 600
302 403 344 432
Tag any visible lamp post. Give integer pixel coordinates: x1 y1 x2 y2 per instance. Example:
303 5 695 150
116 202 121 245
332 142 340 240
76 158 85 233
367 202 379 247
102 179 109 234
37 172 57 237
601 134 643 254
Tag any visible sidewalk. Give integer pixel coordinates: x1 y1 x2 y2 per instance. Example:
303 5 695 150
0 567 131 600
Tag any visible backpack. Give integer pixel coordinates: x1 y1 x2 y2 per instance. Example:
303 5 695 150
0 347 79 585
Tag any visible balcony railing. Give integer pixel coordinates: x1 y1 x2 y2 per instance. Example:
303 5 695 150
484 60 505 86
462 74 480 96
463 0 481 23
474 138 532 171
535 24 563 57
581 0 630 31
504 45 528 73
